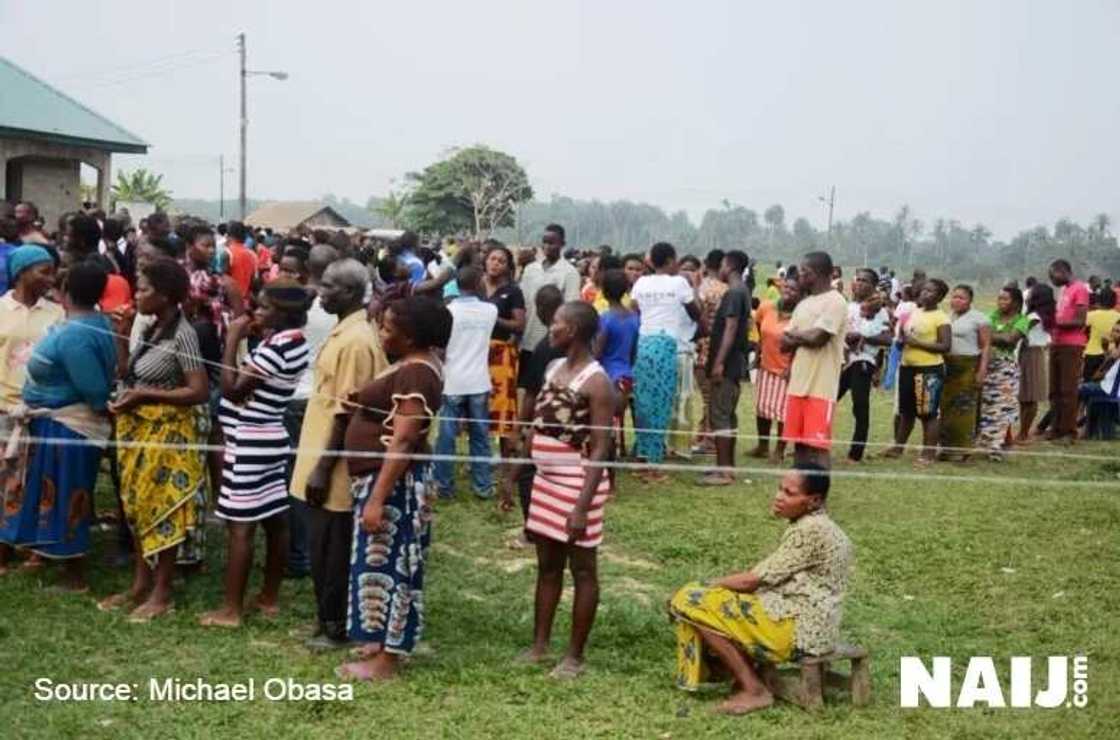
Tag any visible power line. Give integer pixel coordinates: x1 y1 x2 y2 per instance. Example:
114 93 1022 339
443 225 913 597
50 45 231 85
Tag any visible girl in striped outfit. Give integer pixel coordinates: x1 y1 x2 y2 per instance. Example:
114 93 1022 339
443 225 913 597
512 301 616 679
200 279 310 628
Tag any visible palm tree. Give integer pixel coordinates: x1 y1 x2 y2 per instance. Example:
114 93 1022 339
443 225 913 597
374 189 410 228
110 168 172 210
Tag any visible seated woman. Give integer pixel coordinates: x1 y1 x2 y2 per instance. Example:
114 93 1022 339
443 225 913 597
1078 320 1120 437
668 463 852 716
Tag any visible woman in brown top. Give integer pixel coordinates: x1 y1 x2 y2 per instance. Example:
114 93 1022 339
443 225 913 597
335 296 451 682
508 301 616 680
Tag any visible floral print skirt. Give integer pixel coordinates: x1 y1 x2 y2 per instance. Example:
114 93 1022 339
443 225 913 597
347 466 433 656
668 581 796 691
0 417 102 559
116 404 208 565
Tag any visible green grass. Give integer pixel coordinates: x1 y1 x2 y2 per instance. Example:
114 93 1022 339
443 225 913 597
1 386 1118 739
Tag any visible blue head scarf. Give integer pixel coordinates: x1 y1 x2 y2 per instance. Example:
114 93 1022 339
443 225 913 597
7 245 54 286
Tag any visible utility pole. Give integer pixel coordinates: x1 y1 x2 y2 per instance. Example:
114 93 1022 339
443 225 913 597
821 185 836 248
237 32 247 220
236 32 287 222
219 154 224 220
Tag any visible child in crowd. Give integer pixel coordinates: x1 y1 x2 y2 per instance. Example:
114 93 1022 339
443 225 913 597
501 285 565 542
594 269 639 476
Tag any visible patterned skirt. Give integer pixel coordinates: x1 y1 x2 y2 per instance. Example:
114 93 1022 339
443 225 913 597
755 368 789 421
940 355 981 449
0 417 102 559
632 333 678 463
669 581 796 691
526 434 610 549
488 339 519 438
347 466 433 656
116 404 208 564
976 357 1020 453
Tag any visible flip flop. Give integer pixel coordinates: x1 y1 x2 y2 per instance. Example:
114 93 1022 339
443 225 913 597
96 593 136 612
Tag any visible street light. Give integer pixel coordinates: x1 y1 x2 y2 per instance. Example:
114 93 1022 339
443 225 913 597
237 32 288 219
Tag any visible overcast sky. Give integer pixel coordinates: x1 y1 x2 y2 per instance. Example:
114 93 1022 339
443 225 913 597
3 0 1117 239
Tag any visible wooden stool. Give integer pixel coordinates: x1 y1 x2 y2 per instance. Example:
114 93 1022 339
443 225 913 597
760 644 870 711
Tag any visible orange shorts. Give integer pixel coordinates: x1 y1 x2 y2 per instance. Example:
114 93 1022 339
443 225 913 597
783 395 834 450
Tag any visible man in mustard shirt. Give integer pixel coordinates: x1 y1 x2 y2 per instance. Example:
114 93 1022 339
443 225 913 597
290 259 388 651
883 278 951 465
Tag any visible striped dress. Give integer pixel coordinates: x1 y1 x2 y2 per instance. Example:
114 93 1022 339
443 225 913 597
526 360 611 549
217 329 309 522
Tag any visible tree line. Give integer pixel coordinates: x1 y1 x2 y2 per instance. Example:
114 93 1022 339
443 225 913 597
164 141 1117 281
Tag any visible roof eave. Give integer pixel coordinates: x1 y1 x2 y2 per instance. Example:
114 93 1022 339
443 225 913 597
0 125 148 154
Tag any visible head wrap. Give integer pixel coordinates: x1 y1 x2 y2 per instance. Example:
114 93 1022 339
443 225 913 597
262 277 310 311
7 245 54 285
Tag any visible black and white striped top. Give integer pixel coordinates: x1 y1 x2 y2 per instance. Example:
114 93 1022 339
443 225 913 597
126 315 204 390
220 328 309 425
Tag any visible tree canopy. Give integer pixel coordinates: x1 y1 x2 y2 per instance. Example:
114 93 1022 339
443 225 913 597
403 145 533 237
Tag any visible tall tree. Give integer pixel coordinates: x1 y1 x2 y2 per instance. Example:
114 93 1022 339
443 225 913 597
404 145 533 237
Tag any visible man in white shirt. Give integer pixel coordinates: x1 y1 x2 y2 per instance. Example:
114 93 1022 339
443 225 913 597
434 266 499 499
518 224 581 371
838 268 892 463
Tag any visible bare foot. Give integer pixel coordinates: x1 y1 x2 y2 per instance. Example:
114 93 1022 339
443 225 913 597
20 554 45 571
336 658 397 682
128 599 174 623
97 590 146 612
252 595 280 618
878 447 903 459
199 608 242 628
715 689 774 715
549 656 586 680
514 647 553 665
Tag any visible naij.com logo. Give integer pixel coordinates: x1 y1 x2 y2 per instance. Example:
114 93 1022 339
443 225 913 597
900 656 1088 708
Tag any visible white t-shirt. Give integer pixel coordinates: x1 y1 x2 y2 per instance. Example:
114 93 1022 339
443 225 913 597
293 295 334 401
631 274 694 342
1025 311 1050 348
443 295 498 396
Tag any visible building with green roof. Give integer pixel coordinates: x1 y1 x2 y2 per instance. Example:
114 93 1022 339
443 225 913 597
0 56 149 225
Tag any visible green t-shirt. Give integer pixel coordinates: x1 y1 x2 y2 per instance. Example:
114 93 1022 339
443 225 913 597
988 311 1030 359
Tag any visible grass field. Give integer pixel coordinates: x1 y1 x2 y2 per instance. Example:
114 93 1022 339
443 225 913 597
1 383 1118 739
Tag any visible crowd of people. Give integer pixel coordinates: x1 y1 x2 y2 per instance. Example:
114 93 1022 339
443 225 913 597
0 197 1116 711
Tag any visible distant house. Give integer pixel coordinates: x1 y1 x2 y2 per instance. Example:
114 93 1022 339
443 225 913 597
0 56 148 226
244 201 351 232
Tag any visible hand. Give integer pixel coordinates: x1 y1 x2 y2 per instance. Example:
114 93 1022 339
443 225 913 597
107 388 147 414
779 332 798 353
360 500 384 534
305 464 330 508
228 314 254 339
844 331 862 347
712 362 725 379
566 508 589 543
109 305 135 336
975 370 987 386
